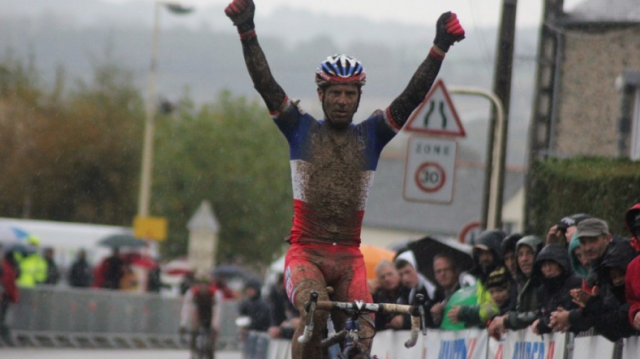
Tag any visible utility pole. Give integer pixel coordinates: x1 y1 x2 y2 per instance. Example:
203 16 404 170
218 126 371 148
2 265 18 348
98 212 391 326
482 0 518 230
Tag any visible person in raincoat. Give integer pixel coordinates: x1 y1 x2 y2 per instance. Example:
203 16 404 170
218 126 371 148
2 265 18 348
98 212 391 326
16 236 48 287
488 235 543 335
624 203 640 331
530 243 582 335
448 229 505 328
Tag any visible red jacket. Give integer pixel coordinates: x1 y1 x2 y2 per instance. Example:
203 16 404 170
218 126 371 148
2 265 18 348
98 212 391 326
624 203 640 325
626 256 640 325
1 261 19 303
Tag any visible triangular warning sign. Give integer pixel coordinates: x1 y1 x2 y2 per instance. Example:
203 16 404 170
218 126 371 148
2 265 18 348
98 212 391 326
404 79 466 137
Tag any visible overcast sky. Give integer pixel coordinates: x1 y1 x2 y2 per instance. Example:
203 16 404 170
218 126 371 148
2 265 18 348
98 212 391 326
104 0 585 28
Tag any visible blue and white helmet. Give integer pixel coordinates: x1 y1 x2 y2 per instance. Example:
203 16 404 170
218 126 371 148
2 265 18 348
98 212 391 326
315 54 366 88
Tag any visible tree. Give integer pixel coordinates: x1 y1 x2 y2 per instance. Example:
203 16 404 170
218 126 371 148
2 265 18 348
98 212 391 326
153 90 292 267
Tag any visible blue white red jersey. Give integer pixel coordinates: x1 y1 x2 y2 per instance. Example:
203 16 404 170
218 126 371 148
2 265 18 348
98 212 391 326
271 99 401 245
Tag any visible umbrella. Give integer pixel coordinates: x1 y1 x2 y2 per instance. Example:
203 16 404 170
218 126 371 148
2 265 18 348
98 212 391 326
98 233 147 248
360 244 396 280
3 242 36 256
0 225 30 244
395 235 474 285
212 264 248 279
163 258 194 276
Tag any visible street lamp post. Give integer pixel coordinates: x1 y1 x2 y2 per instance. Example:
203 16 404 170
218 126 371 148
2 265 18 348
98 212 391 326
137 1 193 218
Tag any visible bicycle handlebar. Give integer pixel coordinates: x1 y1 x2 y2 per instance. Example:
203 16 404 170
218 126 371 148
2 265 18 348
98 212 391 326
297 291 427 348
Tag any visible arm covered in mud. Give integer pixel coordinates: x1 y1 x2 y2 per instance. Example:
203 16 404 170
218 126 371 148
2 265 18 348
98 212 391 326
388 12 465 128
225 0 287 112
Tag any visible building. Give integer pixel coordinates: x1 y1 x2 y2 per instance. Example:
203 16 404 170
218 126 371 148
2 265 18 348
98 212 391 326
529 0 640 161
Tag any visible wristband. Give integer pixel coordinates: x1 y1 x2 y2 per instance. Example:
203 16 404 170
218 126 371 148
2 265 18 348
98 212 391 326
239 29 256 41
429 46 445 61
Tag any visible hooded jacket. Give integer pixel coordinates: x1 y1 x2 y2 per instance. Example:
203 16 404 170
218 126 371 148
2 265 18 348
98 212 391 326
504 235 543 330
580 239 638 341
456 230 505 327
568 233 589 278
626 202 640 328
532 244 582 334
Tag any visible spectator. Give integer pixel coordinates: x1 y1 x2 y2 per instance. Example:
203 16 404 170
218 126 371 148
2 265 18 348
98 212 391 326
568 232 590 278
430 253 461 327
68 249 93 288
238 278 271 334
391 251 440 329
501 233 522 279
267 273 300 339
489 235 543 334
485 267 515 315
0 250 18 346
16 236 48 287
180 270 222 359
119 261 138 291
372 260 402 331
625 203 640 331
546 213 591 248
104 247 124 290
448 229 504 328
572 238 638 341
549 218 613 333
530 243 582 335
43 247 59 285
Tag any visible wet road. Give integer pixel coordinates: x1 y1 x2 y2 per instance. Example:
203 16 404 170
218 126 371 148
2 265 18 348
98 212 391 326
0 349 242 359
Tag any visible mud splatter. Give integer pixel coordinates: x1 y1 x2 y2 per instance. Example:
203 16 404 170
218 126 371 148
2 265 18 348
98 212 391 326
297 126 367 243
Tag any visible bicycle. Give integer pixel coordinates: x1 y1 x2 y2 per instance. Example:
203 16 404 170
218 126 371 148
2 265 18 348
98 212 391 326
298 290 427 359
191 327 214 359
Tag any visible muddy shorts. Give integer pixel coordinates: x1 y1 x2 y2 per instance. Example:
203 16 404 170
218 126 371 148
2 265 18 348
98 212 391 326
284 241 372 306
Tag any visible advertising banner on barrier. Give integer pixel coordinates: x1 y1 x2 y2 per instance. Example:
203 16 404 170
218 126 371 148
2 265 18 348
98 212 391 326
371 329 486 359
623 335 640 359
501 330 566 359
573 335 615 359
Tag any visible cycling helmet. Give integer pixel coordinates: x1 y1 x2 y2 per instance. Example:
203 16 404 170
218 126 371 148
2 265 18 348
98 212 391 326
315 54 366 88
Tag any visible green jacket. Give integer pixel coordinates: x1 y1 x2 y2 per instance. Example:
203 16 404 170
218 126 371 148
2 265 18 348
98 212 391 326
456 280 499 327
17 253 48 287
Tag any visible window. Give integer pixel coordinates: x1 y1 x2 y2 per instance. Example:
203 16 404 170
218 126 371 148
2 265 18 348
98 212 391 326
632 89 640 161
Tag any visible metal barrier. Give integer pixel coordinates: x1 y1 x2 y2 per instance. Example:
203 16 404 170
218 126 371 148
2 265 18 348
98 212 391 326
2 286 241 349
242 329 638 359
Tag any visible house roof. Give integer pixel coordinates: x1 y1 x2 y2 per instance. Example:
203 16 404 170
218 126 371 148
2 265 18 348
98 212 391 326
363 156 525 236
564 0 640 23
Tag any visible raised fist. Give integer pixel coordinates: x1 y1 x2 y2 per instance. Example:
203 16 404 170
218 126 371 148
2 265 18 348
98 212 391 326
434 12 465 53
225 0 255 33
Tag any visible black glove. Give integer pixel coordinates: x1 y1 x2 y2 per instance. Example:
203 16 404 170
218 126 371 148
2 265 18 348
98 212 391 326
224 0 256 34
433 12 465 53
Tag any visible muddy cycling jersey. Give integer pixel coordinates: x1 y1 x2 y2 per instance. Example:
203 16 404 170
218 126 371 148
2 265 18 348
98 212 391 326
272 99 401 245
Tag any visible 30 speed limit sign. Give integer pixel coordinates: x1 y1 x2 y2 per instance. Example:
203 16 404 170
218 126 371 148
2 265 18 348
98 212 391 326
403 136 457 203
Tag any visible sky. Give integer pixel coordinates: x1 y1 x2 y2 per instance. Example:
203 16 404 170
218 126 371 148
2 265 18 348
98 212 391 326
103 0 586 28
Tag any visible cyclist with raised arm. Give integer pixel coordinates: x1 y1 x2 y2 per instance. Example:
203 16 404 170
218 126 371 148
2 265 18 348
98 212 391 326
224 2 465 358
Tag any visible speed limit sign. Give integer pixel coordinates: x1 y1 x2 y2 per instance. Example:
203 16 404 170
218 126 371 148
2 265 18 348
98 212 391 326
403 136 457 203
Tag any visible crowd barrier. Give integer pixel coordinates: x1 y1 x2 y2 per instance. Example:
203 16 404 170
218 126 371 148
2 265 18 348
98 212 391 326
242 328 640 359
3 286 241 349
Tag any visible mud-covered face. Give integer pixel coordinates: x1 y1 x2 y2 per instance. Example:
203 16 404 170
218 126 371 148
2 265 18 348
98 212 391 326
318 84 361 130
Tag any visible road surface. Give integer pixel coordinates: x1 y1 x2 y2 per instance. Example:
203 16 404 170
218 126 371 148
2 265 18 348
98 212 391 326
0 349 242 359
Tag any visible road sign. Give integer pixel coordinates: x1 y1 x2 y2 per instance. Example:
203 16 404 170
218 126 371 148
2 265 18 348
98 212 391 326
133 216 167 241
459 221 481 245
404 79 466 137
403 136 457 203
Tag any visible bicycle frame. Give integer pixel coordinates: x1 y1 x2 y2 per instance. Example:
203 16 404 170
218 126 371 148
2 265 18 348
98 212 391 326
298 291 427 358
